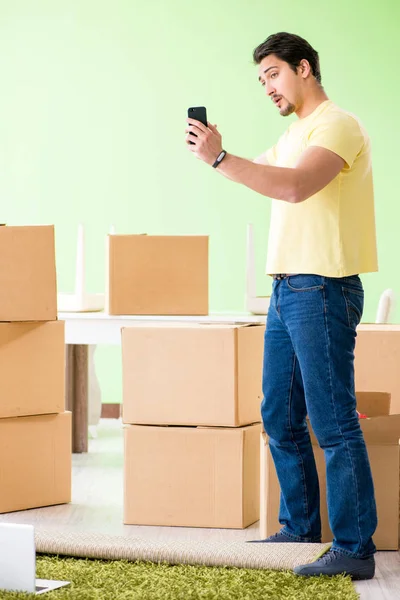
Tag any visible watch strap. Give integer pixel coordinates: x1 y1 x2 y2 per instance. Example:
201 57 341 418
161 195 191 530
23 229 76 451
212 150 227 168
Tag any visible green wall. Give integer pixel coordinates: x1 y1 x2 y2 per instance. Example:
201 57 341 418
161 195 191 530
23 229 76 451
0 0 398 403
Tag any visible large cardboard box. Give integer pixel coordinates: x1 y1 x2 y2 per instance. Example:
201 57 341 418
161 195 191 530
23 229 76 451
106 234 208 315
0 412 71 513
355 324 400 415
0 321 65 419
122 323 265 427
260 392 400 550
0 225 57 321
124 423 261 528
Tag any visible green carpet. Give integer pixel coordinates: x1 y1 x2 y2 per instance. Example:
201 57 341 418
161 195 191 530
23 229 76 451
1 555 359 600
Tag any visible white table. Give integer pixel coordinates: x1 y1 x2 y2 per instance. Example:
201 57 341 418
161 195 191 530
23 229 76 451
59 311 266 345
59 311 267 452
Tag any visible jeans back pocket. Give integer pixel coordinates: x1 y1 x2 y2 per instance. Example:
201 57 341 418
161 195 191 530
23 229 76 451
342 286 364 329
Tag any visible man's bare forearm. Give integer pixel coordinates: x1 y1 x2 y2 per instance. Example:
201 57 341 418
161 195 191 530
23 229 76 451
216 153 299 203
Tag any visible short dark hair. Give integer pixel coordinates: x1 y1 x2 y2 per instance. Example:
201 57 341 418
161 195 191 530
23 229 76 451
253 32 322 84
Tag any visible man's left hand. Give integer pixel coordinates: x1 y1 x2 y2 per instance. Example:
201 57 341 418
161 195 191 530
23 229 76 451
185 119 222 165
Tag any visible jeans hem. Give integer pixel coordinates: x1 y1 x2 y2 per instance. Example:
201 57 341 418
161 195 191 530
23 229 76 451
281 526 322 543
331 543 376 559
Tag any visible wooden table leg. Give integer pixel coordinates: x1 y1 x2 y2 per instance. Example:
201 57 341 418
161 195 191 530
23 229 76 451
65 344 89 453
65 345 75 412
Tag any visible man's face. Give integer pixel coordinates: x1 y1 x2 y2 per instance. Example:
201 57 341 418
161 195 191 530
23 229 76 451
258 55 300 117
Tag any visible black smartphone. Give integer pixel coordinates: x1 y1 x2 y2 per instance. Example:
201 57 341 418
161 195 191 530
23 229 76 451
187 106 207 144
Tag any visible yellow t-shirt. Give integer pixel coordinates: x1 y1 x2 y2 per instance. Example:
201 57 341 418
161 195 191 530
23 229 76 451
265 100 378 277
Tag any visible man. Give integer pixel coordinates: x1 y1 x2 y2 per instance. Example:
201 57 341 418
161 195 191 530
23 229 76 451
185 32 378 580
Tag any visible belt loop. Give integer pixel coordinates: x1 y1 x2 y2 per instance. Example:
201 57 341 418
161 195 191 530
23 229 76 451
273 273 297 280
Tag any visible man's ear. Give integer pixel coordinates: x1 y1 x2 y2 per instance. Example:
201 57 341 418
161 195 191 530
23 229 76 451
298 59 312 79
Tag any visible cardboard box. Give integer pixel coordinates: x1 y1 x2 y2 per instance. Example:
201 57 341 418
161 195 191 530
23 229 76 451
0 321 65 419
0 412 71 513
0 225 57 321
355 324 400 415
106 234 208 315
260 392 400 550
122 323 265 427
124 423 261 528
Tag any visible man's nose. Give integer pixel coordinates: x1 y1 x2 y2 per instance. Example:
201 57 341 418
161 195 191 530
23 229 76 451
265 82 275 96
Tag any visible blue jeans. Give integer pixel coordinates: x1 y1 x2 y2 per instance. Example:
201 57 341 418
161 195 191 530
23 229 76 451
261 274 377 558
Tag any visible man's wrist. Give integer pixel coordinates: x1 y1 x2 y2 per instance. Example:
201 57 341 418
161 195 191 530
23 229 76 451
212 150 227 168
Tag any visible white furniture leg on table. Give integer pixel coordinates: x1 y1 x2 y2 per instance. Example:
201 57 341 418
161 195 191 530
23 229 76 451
246 223 270 315
57 224 104 312
375 289 395 323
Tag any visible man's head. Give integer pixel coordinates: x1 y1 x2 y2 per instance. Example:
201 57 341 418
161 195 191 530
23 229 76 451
253 32 322 117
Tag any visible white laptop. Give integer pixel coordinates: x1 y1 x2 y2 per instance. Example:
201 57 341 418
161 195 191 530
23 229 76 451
0 523 70 595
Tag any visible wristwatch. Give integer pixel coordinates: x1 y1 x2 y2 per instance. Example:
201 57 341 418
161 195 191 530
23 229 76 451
212 150 227 168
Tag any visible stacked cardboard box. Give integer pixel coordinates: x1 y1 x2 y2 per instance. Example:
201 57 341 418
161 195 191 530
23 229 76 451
355 324 400 413
260 392 400 550
122 322 265 528
354 325 400 547
105 234 209 315
0 225 71 513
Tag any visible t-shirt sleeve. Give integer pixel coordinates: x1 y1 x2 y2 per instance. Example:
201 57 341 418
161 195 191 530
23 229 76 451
265 145 277 165
307 115 365 168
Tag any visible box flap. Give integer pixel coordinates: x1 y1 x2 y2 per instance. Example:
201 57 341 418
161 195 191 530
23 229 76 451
359 414 400 444
307 414 400 446
359 324 400 331
356 392 391 416
197 423 260 431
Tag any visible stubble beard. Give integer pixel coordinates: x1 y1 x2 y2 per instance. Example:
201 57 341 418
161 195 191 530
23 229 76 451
280 101 296 117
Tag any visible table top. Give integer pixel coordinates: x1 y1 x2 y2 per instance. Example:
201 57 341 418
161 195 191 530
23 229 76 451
58 311 266 322
58 311 267 345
